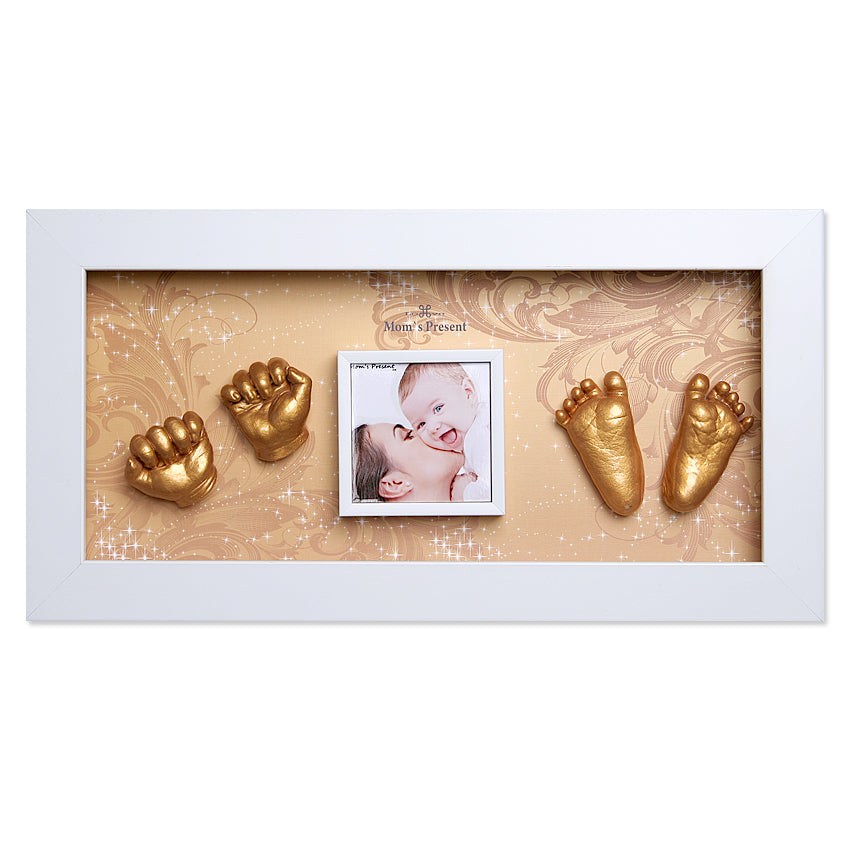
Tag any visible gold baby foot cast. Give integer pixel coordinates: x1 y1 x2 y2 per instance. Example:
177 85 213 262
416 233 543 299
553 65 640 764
661 374 755 513
555 371 644 516
221 358 312 461
125 411 217 507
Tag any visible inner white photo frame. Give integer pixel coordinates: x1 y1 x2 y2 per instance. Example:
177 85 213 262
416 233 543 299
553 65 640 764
26 210 825 621
338 350 506 516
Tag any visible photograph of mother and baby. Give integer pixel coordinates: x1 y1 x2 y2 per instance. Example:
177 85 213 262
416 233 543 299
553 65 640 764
352 361 492 504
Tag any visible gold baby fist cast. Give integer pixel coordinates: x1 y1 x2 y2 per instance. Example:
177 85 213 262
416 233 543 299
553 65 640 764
221 358 313 462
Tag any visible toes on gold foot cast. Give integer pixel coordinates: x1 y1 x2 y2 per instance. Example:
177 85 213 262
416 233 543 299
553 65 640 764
125 411 217 507
221 357 313 461
661 373 755 513
555 370 644 516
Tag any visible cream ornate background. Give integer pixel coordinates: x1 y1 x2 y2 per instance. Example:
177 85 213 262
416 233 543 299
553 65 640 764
86 270 761 562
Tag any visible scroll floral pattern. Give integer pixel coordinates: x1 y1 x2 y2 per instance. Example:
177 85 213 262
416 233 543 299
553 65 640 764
87 272 496 562
87 269 761 562
371 269 761 561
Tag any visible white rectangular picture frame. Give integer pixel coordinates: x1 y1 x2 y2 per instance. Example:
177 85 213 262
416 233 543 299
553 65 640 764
338 350 506 516
26 209 825 621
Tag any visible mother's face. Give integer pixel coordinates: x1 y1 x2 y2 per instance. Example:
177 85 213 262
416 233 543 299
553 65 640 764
365 423 463 501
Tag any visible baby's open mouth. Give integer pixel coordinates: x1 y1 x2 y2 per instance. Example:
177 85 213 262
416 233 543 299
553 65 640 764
439 428 459 447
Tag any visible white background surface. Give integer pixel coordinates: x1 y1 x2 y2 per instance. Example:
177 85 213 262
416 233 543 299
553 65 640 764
3 0 845 847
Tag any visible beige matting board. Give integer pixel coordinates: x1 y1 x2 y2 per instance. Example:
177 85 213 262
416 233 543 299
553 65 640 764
86 270 762 562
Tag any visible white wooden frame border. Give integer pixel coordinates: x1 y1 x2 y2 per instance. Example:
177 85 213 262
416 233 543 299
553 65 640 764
337 349 506 517
26 210 825 621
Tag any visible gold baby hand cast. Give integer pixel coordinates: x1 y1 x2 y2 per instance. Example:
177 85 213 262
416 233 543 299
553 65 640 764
221 358 312 461
124 411 217 507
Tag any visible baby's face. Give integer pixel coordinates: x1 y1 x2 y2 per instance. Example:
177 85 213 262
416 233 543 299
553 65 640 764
401 375 478 452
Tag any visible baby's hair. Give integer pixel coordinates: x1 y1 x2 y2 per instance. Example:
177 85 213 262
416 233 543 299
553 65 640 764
398 362 474 404
352 424 390 501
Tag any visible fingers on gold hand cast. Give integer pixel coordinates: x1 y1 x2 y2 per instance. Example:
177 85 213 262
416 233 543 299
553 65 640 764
555 371 644 516
221 357 313 462
661 374 755 513
125 411 217 507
